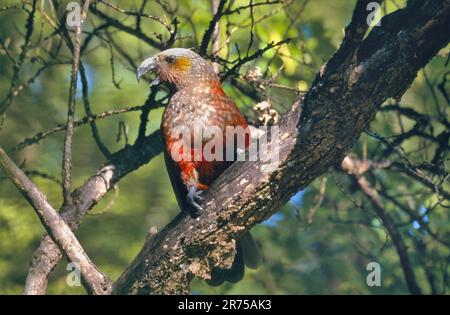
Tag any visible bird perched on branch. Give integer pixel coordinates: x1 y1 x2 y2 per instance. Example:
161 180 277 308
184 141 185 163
137 48 262 286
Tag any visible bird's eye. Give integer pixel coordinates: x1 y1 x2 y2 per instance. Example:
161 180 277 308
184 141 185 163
165 55 175 63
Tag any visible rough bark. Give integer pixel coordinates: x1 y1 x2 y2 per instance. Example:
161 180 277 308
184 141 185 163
112 0 450 294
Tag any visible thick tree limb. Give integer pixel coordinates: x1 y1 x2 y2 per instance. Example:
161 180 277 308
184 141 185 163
24 131 163 295
112 0 450 294
0 147 112 295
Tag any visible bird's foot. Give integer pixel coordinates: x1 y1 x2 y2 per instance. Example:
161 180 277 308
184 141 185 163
187 186 204 218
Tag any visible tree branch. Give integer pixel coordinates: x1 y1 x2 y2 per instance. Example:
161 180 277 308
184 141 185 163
199 0 227 55
341 155 422 294
79 61 111 158
62 0 91 206
24 131 163 295
12 105 146 153
0 0 37 116
89 4 163 49
210 0 222 73
0 147 112 295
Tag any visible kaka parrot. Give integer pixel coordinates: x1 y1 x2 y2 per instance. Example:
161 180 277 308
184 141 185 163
137 48 262 285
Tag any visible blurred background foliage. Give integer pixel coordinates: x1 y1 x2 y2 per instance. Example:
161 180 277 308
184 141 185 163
0 0 449 294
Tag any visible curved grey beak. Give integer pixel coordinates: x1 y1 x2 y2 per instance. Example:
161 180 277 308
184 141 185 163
136 56 159 85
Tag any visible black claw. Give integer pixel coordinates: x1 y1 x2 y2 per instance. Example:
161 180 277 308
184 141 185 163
187 186 204 217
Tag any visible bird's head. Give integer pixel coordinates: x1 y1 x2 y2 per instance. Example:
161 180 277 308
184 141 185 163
137 48 217 90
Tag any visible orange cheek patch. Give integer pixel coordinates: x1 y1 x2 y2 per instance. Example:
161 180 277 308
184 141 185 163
172 56 191 72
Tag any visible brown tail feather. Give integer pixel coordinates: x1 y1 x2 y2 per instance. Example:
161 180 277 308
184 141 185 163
206 232 262 286
240 232 263 270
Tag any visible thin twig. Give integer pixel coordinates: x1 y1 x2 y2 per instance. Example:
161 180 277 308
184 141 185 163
0 0 37 116
199 0 227 55
223 0 281 15
210 0 221 73
61 0 91 206
97 0 172 31
341 157 422 295
221 39 291 80
12 105 146 153
79 62 112 158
